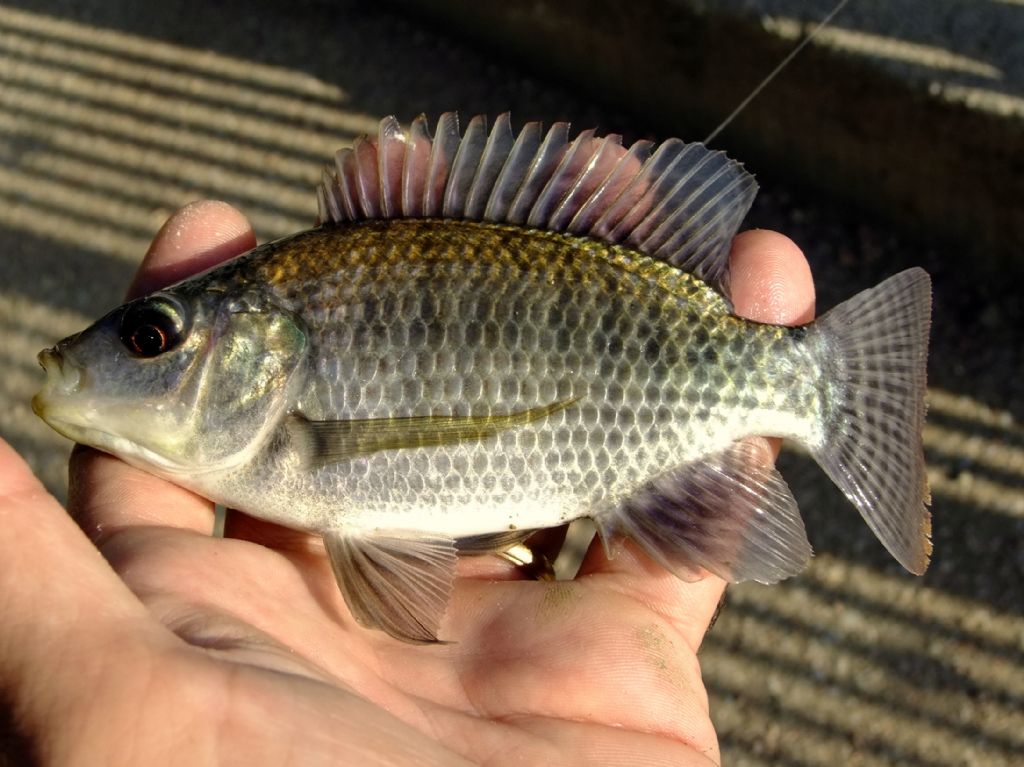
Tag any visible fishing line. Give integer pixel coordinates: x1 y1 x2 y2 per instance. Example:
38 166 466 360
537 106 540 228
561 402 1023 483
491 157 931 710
704 0 851 145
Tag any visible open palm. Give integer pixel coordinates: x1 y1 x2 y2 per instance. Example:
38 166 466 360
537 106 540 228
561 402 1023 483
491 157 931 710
0 201 814 766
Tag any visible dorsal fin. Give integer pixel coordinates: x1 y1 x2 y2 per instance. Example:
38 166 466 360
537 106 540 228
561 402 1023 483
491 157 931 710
317 113 758 295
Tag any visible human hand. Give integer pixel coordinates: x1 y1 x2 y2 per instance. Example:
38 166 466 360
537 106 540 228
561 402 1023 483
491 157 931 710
0 201 814 766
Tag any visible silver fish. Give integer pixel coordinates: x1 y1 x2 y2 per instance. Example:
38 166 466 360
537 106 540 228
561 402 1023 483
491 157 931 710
34 113 932 643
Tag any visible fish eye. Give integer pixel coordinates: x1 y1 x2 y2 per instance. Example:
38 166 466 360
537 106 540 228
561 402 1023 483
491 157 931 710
119 297 187 358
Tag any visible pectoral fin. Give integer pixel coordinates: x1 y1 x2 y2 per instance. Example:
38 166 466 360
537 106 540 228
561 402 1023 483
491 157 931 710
323 529 458 644
289 397 577 469
595 440 812 583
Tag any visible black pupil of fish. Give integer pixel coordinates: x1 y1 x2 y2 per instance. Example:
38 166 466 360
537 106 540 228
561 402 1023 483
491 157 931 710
122 308 177 357
130 324 167 356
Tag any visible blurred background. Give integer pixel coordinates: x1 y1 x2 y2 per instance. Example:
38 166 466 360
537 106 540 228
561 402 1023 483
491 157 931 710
0 0 1022 764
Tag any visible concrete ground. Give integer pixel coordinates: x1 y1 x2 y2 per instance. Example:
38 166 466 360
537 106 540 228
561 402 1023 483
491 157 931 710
0 1 1021 764
405 0 1024 277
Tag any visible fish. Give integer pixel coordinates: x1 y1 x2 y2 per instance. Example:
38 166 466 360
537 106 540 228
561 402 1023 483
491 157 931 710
33 112 932 643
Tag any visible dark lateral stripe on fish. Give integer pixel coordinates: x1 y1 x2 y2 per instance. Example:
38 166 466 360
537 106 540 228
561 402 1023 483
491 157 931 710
316 112 758 298
288 396 580 468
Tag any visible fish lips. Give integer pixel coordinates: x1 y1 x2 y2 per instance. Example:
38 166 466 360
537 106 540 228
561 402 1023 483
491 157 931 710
35 347 83 399
32 350 185 475
32 347 92 441
32 343 212 478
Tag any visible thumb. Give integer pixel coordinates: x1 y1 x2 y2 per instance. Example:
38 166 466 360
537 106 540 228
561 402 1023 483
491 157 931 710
0 439 163 727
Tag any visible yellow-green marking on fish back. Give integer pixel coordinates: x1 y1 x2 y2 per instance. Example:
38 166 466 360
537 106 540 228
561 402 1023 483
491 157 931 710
248 220 733 316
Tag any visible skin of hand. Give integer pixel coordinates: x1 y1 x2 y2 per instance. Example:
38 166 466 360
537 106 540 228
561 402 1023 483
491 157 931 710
0 200 815 766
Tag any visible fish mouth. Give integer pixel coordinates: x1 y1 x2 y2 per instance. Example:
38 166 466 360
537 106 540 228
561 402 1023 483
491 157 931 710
34 413 109 449
31 348 195 478
34 347 83 404
32 405 193 478
31 353 102 447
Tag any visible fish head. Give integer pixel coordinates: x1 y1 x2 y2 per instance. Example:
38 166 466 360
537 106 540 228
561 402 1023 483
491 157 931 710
33 285 308 477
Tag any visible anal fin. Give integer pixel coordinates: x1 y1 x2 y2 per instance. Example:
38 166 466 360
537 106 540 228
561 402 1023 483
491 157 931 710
323 529 458 643
596 441 812 583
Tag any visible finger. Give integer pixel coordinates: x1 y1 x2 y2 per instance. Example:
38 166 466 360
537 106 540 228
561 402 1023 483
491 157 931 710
729 229 815 460
0 439 166 729
576 229 815 647
127 199 256 299
68 445 216 544
0 440 142 615
70 201 256 543
729 229 815 324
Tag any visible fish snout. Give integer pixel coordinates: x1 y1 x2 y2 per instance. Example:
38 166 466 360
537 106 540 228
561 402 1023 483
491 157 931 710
34 347 83 406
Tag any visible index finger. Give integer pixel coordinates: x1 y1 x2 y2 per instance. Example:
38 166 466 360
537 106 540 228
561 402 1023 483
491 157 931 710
127 200 257 299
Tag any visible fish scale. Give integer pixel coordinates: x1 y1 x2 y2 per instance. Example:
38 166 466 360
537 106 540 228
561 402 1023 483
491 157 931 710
33 113 931 643
198 219 821 537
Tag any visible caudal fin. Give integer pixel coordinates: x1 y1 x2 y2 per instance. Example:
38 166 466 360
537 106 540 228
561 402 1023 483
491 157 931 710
810 268 932 574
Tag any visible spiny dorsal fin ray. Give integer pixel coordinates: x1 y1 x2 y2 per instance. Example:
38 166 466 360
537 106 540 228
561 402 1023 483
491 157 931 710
317 113 758 297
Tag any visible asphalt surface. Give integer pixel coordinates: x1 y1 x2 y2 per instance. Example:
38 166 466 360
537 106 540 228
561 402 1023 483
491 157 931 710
0 1 1022 765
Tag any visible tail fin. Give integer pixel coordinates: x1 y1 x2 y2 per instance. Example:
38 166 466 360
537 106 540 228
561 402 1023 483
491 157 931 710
809 268 932 574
